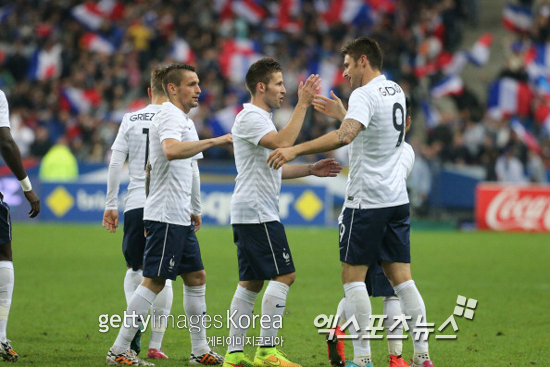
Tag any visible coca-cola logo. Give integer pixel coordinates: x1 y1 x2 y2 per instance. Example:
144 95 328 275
485 188 550 231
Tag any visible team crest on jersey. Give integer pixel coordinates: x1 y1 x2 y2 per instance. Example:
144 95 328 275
282 249 290 264
168 257 176 271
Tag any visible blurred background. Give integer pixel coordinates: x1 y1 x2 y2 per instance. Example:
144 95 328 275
0 0 549 231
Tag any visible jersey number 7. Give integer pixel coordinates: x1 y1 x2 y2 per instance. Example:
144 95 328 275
142 128 149 170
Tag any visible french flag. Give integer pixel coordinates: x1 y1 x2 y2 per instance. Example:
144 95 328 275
218 39 263 84
80 33 115 55
323 0 372 26
170 38 195 64
534 101 550 134
27 44 62 81
71 0 124 30
231 0 268 25
510 118 541 153
487 78 532 119
309 58 346 97
467 33 493 66
438 51 468 75
209 105 242 135
430 75 464 99
502 3 532 34
421 100 441 129
60 87 101 115
274 0 302 32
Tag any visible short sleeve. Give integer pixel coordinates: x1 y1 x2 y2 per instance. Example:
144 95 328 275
0 91 10 128
233 111 275 146
344 89 376 128
157 109 185 142
111 114 130 153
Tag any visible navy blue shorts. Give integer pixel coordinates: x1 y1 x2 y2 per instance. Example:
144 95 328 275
0 193 11 245
142 221 204 281
365 262 394 297
339 204 410 266
233 221 295 281
122 208 146 270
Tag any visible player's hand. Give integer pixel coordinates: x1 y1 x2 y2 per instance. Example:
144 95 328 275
102 209 119 233
297 74 322 106
24 189 40 218
310 158 342 177
191 214 202 232
313 90 346 121
214 133 233 146
267 147 297 170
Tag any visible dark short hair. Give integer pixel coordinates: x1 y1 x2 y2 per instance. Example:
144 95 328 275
405 97 411 118
341 37 383 71
150 66 167 95
245 58 282 95
161 63 196 95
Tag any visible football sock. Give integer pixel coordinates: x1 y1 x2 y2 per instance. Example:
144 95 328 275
259 281 289 343
124 269 143 305
149 280 173 350
383 295 403 356
336 297 347 327
184 284 210 356
343 282 371 360
0 261 14 343
228 284 259 352
393 280 429 353
112 285 156 354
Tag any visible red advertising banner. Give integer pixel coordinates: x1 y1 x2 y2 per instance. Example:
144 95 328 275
476 183 550 232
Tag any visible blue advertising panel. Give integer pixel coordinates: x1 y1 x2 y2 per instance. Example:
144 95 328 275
40 182 331 226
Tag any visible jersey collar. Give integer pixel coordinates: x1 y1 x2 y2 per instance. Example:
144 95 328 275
243 103 273 120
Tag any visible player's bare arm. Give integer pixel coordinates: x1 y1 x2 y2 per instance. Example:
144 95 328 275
162 134 232 160
267 118 362 170
0 127 40 217
281 158 342 179
312 90 347 121
259 74 321 150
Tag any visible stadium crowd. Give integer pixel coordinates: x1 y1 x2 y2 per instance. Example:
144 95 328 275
0 0 549 204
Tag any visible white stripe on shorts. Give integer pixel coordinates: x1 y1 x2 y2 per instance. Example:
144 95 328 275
263 223 279 275
344 209 355 262
158 224 169 276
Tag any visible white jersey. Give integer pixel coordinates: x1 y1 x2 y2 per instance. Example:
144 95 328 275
144 102 202 226
111 104 161 212
344 75 409 209
0 90 10 128
401 142 415 179
231 103 282 224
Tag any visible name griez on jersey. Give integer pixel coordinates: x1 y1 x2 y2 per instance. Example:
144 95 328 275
378 83 402 97
129 112 156 122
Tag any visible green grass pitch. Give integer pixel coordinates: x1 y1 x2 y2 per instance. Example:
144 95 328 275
6 223 550 366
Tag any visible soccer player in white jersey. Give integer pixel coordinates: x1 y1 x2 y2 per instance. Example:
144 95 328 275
103 66 173 360
0 89 40 362
223 58 342 367
106 64 232 366
315 94 414 367
267 38 434 367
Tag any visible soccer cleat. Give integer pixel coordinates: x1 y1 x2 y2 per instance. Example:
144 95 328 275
222 351 254 367
389 355 408 367
409 352 433 367
147 348 168 359
326 326 345 367
0 340 18 362
130 326 143 355
189 350 224 365
344 361 373 367
106 348 155 366
254 347 301 367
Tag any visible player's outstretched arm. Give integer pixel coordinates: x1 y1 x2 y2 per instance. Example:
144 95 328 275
0 127 40 217
281 158 342 179
267 118 362 170
259 74 321 150
312 90 347 122
162 134 233 160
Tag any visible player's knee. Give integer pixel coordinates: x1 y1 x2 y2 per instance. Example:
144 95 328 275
141 276 166 294
274 272 295 286
0 242 12 262
239 280 264 293
183 269 206 286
